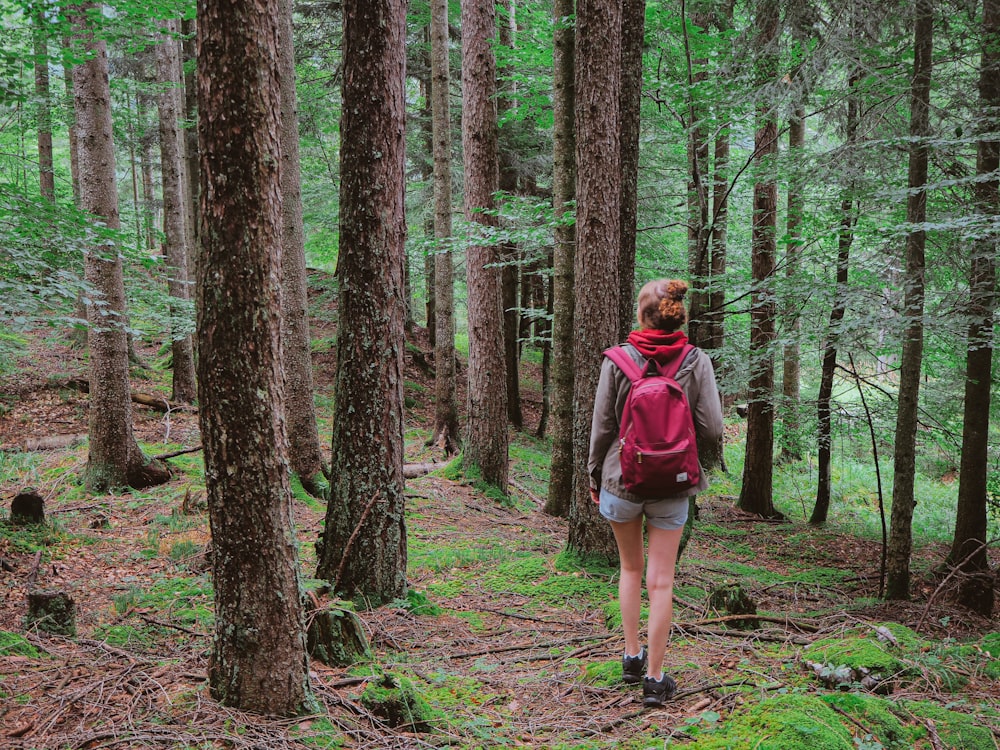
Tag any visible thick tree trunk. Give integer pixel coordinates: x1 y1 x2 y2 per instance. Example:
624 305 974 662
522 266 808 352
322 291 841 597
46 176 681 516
155 20 197 405
428 0 460 455
618 0 644 340
73 4 167 494
278 0 328 496
887 0 933 601
947 0 998 617
544 0 576 517
461 0 509 489
197 0 310 714
315 0 408 604
568 0 621 559
737 0 780 519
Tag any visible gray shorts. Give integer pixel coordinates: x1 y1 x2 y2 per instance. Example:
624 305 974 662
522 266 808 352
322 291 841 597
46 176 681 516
599 487 690 531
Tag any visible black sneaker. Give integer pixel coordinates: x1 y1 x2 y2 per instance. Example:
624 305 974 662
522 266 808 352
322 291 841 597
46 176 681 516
642 673 677 707
622 647 647 684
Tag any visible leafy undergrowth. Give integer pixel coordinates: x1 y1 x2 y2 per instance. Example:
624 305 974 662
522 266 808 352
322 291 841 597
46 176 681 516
0 329 998 748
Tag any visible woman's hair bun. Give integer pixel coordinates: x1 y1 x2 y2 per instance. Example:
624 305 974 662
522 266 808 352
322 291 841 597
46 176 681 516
666 279 688 301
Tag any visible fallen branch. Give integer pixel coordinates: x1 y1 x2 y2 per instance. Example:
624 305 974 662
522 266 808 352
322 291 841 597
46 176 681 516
682 614 819 633
153 445 203 461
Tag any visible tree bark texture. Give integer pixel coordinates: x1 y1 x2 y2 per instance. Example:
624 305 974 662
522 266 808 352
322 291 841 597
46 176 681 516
315 0 408 603
278 0 327 496
155 20 197 405
737 0 779 519
887 0 933 601
461 0 509 489
196 0 309 714
429 0 461 456
544 0 576 518
618 0 644 340
73 5 163 493
568 0 621 559
948 0 998 616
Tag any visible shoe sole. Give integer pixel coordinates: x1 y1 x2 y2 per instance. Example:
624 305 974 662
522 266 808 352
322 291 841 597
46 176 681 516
623 674 643 685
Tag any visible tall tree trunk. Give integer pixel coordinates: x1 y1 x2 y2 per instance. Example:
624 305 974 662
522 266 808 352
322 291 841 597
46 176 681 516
315 0 408 603
138 92 157 252
684 4 710 348
429 0 460 455
73 4 168 494
181 17 199 262
279 0 328 496
155 20 197 405
196 0 310 714
779 101 805 462
618 0 644 340
544 0 576 517
498 0 523 430
812 47 861 526
947 0 998 616
886 0 933 601
737 0 780 519
62 34 80 206
33 6 54 201
461 0 509 489
568 0 621 559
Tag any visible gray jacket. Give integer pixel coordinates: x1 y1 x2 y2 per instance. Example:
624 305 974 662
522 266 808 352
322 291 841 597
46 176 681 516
588 344 724 501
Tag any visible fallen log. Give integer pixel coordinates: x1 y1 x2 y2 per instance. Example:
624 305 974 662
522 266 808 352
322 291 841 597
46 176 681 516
402 461 449 479
64 377 197 414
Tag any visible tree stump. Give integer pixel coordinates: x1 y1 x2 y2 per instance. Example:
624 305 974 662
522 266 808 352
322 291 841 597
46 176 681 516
304 597 370 667
10 490 44 525
707 583 759 630
26 590 76 636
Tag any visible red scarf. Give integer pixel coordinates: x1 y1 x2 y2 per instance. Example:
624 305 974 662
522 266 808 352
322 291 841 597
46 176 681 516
626 328 688 368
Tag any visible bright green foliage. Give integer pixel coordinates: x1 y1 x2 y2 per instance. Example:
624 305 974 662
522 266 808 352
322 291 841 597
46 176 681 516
0 630 43 657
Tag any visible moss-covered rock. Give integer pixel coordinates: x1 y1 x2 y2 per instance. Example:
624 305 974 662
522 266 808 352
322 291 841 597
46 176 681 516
360 673 442 733
892 700 995 750
823 692 911 749
801 624 915 692
683 693 856 749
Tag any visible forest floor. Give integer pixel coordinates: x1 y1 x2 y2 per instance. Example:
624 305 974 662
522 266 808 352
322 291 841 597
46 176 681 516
0 277 999 748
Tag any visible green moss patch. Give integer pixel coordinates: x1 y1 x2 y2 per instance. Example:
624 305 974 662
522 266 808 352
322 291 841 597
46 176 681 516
893 700 995 750
0 630 43 657
684 693 856 749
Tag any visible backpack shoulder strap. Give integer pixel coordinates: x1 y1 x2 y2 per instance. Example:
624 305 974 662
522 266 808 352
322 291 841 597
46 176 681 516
603 345 643 382
662 344 696 379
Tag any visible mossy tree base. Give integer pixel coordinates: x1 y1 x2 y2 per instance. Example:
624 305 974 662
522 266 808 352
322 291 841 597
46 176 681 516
26 589 76 637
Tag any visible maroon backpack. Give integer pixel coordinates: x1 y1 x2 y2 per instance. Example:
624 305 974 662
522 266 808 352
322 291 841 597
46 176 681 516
603 344 700 498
